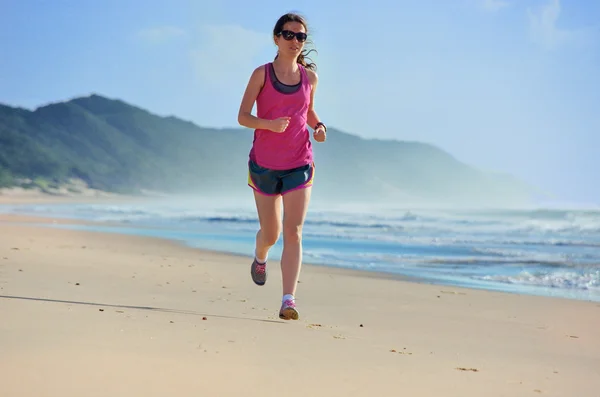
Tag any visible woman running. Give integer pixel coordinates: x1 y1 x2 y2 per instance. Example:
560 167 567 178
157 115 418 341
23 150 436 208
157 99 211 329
237 12 327 320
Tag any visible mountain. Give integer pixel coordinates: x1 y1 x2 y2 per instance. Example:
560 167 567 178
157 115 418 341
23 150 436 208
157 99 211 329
0 94 534 205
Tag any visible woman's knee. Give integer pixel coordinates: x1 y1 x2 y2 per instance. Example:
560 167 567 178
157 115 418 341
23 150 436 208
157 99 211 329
283 223 303 244
260 227 281 246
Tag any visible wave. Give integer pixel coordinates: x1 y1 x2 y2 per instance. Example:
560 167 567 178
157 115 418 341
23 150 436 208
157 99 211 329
299 230 600 250
3 204 599 250
419 256 599 269
199 216 401 230
167 214 600 238
180 211 600 235
475 270 600 291
469 208 600 220
301 249 600 292
4 203 599 234
302 251 600 292
305 249 598 270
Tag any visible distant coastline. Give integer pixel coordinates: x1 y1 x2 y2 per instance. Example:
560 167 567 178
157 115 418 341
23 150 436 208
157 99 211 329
1 93 537 207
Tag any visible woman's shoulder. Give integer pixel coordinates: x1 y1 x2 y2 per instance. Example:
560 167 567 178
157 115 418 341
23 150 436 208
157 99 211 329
303 67 318 86
251 63 267 76
248 63 270 87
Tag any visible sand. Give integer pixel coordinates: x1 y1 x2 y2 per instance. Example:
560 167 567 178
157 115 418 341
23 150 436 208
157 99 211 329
1 211 599 397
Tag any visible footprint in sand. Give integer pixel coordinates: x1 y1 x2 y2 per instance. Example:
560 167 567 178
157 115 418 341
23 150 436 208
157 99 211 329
440 290 466 295
390 348 412 355
455 367 478 372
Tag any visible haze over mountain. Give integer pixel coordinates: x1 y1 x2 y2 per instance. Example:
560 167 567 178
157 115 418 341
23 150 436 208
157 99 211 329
0 94 535 206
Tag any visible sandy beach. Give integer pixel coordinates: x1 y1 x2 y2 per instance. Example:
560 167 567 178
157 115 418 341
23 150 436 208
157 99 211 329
1 209 599 397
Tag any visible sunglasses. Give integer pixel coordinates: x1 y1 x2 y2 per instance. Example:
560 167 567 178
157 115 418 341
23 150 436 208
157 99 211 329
278 30 307 42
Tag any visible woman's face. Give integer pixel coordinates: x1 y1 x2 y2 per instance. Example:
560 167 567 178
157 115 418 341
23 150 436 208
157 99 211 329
274 21 307 58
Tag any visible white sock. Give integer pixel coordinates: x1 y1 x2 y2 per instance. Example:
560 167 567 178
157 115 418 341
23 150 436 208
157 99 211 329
282 294 294 303
255 250 267 264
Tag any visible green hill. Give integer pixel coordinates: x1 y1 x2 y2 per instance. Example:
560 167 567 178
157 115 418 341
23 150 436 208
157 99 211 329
0 94 534 205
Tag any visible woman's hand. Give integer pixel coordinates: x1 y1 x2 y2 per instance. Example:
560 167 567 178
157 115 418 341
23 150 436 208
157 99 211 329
268 117 291 132
313 126 326 142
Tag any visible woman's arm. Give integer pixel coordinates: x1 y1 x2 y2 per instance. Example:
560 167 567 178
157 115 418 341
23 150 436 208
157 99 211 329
306 69 321 129
306 69 326 142
238 66 289 133
237 66 271 130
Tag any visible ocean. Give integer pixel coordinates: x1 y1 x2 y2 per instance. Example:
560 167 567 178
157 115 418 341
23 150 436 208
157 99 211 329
2 199 599 302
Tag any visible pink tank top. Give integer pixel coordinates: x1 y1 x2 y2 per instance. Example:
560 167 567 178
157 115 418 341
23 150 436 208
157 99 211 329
249 62 313 170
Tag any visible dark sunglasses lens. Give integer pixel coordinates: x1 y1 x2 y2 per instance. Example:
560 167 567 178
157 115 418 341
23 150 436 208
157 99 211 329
281 30 295 40
281 30 307 42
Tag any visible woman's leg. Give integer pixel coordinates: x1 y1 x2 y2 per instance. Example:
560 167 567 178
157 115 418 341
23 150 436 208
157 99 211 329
251 190 282 285
280 186 312 297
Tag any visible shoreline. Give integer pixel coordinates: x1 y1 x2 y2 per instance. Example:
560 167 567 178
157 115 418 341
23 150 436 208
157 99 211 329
0 212 597 304
0 188 157 205
0 212 434 286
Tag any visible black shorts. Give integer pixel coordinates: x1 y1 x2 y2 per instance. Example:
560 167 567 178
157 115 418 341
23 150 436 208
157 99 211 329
248 160 314 196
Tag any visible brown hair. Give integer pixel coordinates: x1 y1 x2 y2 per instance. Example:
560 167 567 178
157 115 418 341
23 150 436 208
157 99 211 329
273 12 317 70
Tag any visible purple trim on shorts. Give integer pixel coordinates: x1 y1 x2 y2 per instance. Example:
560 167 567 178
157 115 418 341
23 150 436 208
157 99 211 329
281 183 312 196
248 183 280 196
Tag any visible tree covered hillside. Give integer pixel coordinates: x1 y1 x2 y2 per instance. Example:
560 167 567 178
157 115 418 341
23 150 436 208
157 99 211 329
0 94 533 205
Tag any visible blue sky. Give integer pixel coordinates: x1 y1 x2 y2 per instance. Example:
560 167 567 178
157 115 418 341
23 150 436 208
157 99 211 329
1 0 599 205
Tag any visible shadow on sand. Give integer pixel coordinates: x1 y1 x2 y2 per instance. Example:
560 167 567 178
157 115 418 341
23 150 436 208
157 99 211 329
0 294 284 324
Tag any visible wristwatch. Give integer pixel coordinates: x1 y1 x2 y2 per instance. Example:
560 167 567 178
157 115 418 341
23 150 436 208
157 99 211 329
314 122 326 132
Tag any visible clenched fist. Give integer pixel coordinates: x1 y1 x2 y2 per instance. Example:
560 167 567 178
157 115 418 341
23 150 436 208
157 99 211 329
313 126 326 142
268 117 291 133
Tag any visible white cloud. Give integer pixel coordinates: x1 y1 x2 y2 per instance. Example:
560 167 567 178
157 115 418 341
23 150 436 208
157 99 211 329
136 26 186 44
189 24 272 89
481 0 509 12
527 0 596 50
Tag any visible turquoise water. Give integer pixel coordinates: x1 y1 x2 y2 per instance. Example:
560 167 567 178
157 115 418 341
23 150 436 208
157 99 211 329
2 200 599 302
